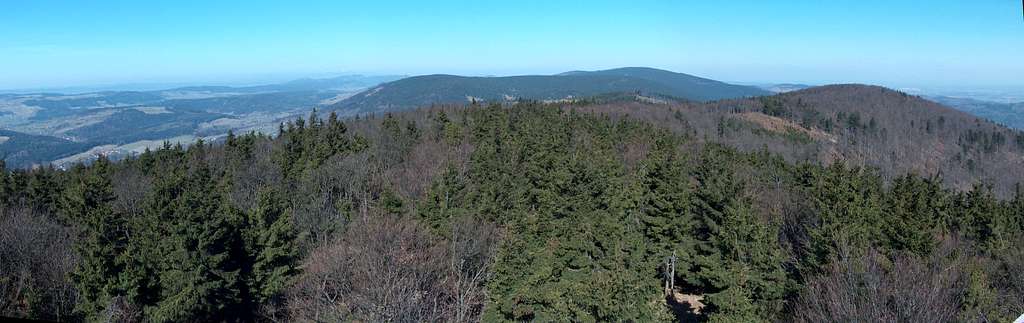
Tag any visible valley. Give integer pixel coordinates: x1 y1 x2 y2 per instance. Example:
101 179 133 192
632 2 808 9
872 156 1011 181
0 75 401 168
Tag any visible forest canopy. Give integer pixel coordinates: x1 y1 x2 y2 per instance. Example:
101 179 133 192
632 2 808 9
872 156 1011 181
2 96 1023 322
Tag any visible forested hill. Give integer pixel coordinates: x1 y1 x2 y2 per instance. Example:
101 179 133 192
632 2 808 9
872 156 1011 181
331 67 768 113
592 84 1024 195
0 75 402 168
558 67 769 100
771 85 1024 193
0 129 87 167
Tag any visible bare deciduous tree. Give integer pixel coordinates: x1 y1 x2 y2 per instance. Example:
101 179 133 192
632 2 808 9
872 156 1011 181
287 215 448 322
0 206 77 321
445 216 499 322
286 213 499 322
792 237 967 323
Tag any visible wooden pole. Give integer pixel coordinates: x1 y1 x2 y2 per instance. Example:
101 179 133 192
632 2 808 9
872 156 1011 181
664 260 670 297
670 251 676 292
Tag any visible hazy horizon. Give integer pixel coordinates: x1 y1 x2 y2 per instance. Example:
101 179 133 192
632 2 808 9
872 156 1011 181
5 69 1024 103
3 1 1023 92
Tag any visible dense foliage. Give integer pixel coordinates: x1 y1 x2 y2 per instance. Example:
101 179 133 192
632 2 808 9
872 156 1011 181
1 100 1023 322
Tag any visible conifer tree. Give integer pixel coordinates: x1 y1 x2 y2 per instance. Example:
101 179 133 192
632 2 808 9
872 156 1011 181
955 184 1010 250
62 156 127 320
418 164 469 232
803 164 884 269
325 111 351 153
27 167 59 213
882 175 948 254
243 188 298 305
689 146 788 322
635 136 695 288
0 159 9 207
142 158 245 322
1010 184 1024 232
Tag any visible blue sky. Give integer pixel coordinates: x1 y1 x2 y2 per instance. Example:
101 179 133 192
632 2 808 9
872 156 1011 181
1 0 1021 91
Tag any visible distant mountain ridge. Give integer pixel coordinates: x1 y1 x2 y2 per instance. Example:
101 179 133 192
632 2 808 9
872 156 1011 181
331 67 769 112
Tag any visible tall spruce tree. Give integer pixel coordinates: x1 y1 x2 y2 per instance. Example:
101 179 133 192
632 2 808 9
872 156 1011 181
0 159 7 206
689 146 788 322
956 184 1010 250
27 167 59 213
882 175 948 254
418 164 469 232
63 156 127 320
802 164 884 270
1011 184 1024 233
139 155 245 322
243 187 299 305
635 135 695 290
